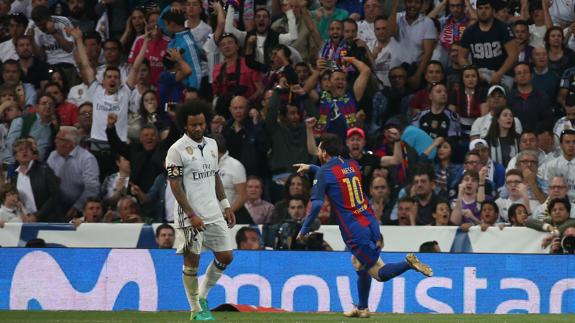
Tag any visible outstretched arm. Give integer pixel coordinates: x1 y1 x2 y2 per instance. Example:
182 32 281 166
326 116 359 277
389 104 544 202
68 27 95 85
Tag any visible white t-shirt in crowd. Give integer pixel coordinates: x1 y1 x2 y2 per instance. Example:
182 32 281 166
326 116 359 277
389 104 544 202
0 40 17 63
218 152 246 205
33 16 75 65
87 81 133 142
368 38 402 87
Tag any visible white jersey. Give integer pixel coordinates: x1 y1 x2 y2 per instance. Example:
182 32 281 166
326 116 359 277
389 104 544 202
87 81 132 142
33 16 75 65
166 135 222 228
368 38 402 87
0 40 17 63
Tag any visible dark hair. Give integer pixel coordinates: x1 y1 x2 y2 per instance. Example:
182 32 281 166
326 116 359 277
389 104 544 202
103 66 121 79
288 194 308 206
49 67 70 96
413 163 436 182
560 129 575 143
247 175 264 186
25 238 46 248
212 133 227 154
544 26 565 50
318 133 344 157
513 19 529 28
508 203 526 222
138 89 158 120
343 18 358 28
480 200 499 214
235 226 260 247
8 12 28 26
84 197 102 210
103 38 123 52
255 7 270 17
419 240 439 252
374 15 387 24
548 197 572 215
485 106 518 147
506 168 524 180
461 169 480 183
513 62 531 76
284 174 311 201
0 183 18 203
434 198 451 212
31 5 51 23
398 196 417 205
175 99 213 131
83 31 102 44
156 223 175 237
44 81 63 94
162 10 186 26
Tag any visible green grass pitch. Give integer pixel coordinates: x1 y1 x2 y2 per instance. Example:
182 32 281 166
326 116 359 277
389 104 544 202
0 311 574 323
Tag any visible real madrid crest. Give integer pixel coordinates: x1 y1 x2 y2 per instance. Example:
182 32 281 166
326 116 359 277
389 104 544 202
172 167 180 176
185 146 194 155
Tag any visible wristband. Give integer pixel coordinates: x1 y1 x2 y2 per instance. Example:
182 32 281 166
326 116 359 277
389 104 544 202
186 211 197 219
220 198 231 209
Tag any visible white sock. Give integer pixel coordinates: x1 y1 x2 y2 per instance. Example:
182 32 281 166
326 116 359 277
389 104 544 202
182 265 201 312
198 260 226 299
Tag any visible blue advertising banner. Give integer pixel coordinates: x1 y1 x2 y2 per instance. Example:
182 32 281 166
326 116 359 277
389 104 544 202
0 249 574 314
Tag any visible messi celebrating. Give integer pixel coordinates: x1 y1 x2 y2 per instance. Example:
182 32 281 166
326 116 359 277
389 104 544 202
165 100 236 321
295 134 433 318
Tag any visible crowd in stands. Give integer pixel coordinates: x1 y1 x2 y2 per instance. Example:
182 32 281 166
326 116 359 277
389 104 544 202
2 0 575 253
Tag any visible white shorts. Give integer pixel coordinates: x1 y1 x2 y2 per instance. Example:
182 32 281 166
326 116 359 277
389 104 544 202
175 218 233 254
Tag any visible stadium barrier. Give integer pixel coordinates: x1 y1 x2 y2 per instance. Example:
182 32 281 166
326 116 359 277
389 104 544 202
0 249 573 313
0 223 551 253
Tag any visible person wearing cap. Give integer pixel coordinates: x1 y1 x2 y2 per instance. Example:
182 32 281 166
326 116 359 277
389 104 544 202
0 12 28 63
411 83 461 140
508 62 553 132
470 84 522 140
544 129 575 201
346 127 381 193
468 138 505 189
459 0 518 89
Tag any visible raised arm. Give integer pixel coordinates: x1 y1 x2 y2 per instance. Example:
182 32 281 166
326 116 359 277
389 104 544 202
211 1 226 44
387 0 399 39
542 0 553 30
126 31 150 89
68 27 95 85
428 0 446 19
349 57 371 102
166 48 193 82
278 8 298 44
225 6 248 46
299 0 322 49
380 140 403 167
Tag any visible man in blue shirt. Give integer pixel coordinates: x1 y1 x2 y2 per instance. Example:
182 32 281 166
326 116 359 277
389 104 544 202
295 133 433 318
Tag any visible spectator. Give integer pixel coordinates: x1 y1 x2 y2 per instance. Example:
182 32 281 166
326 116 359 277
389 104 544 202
448 65 486 136
128 89 165 143
496 169 540 222
155 223 175 249
271 0 321 64
212 33 263 108
160 8 202 90
115 196 144 223
66 0 96 33
458 0 518 88
477 199 499 231
235 226 263 250
368 16 402 87
16 35 50 90
95 39 129 83
549 227 575 254
545 26 575 77
411 83 461 140
471 85 522 140
66 32 100 107
531 47 560 114
508 63 552 132
408 61 445 114
272 173 310 223
266 85 315 188
357 0 382 44
244 176 274 224
47 126 100 221
397 196 417 226
318 19 347 62
525 197 575 242
544 129 575 201
410 165 439 225
431 199 451 226
554 94 575 144
501 150 547 204
456 147 499 194
427 0 475 68
388 0 437 89
1 59 36 108
507 203 528 227
422 138 462 196
483 106 520 166
128 8 169 87
514 20 533 63
76 102 92 146
30 5 76 85
344 127 381 193
506 131 551 173
106 114 164 193
373 66 413 123
305 57 370 140
222 96 268 178
100 154 130 209
119 7 146 51
0 12 28 63
528 0 552 48
159 47 193 109
9 138 60 222
419 240 441 252
534 176 575 221
212 134 247 215
44 82 78 126
312 0 348 41
226 6 297 65
450 169 485 225
3 94 56 163
0 184 25 225
277 195 329 251
71 197 105 225
369 176 395 225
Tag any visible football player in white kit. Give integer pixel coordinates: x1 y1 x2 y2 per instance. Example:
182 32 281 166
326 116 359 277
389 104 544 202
165 100 236 321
